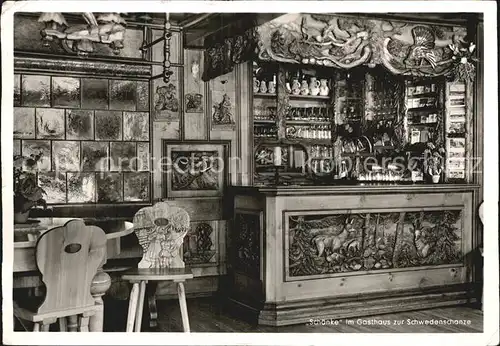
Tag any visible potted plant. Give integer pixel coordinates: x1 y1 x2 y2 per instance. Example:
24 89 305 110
13 154 47 223
423 142 445 183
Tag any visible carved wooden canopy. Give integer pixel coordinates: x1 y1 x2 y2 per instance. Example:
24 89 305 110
203 13 476 82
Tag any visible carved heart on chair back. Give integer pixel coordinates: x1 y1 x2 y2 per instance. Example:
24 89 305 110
133 202 190 269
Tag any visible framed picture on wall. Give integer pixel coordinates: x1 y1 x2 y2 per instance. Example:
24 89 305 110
163 141 228 198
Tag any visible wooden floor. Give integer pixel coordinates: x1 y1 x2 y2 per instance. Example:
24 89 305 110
103 296 483 333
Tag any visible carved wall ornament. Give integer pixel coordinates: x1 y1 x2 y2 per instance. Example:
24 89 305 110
185 93 204 113
183 222 216 265
202 27 258 82
287 209 463 278
251 14 471 80
153 84 179 121
212 93 235 126
448 41 478 82
38 12 127 57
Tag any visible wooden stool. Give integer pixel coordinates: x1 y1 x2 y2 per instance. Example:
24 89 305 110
13 220 107 331
122 269 193 332
122 202 194 332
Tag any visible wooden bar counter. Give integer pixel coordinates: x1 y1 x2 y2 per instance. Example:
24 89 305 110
227 183 480 326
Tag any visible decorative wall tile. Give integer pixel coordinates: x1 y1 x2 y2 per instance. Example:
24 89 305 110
38 172 66 203
136 81 149 111
110 80 137 111
14 107 35 139
36 108 65 139
124 172 149 201
14 74 21 106
22 140 51 171
14 140 21 156
66 110 94 140
67 172 96 203
22 75 51 107
81 78 109 109
110 142 136 171
136 142 150 171
52 77 81 108
53 141 80 171
82 142 109 171
95 111 122 140
123 112 149 141
96 172 123 202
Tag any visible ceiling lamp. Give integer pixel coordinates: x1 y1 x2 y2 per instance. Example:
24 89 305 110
38 12 127 57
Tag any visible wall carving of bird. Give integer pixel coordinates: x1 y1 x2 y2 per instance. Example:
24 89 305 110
405 26 438 69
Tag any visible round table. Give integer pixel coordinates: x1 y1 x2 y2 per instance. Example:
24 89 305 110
13 218 135 332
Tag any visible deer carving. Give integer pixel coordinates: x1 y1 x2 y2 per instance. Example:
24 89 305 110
411 219 436 259
312 217 357 258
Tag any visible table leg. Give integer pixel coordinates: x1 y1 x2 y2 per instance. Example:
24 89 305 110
177 281 190 332
58 317 67 331
79 315 90 332
146 281 159 330
126 282 140 332
67 316 78 332
134 281 147 332
90 269 111 332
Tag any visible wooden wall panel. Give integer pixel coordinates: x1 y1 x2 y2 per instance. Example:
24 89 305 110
209 69 240 185
183 49 207 140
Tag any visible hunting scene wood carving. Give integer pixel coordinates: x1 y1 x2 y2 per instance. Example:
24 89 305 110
287 209 463 278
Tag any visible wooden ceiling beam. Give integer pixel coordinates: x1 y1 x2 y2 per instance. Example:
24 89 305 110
183 13 284 48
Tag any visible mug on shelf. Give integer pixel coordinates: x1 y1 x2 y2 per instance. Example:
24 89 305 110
253 77 260 93
268 81 276 94
259 80 268 94
319 79 329 96
309 77 320 96
300 80 309 96
291 78 301 95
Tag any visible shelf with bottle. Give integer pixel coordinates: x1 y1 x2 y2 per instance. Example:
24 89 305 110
286 106 333 122
289 94 330 101
285 124 332 141
253 105 277 122
309 145 334 159
254 92 277 98
254 126 278 139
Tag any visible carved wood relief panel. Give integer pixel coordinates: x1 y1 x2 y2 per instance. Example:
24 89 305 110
233 211 261 278
256 14 468 78
285 208 463 280
183 221 217 266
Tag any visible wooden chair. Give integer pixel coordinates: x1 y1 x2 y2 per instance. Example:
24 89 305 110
13 219 107 332
122 202 194 332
